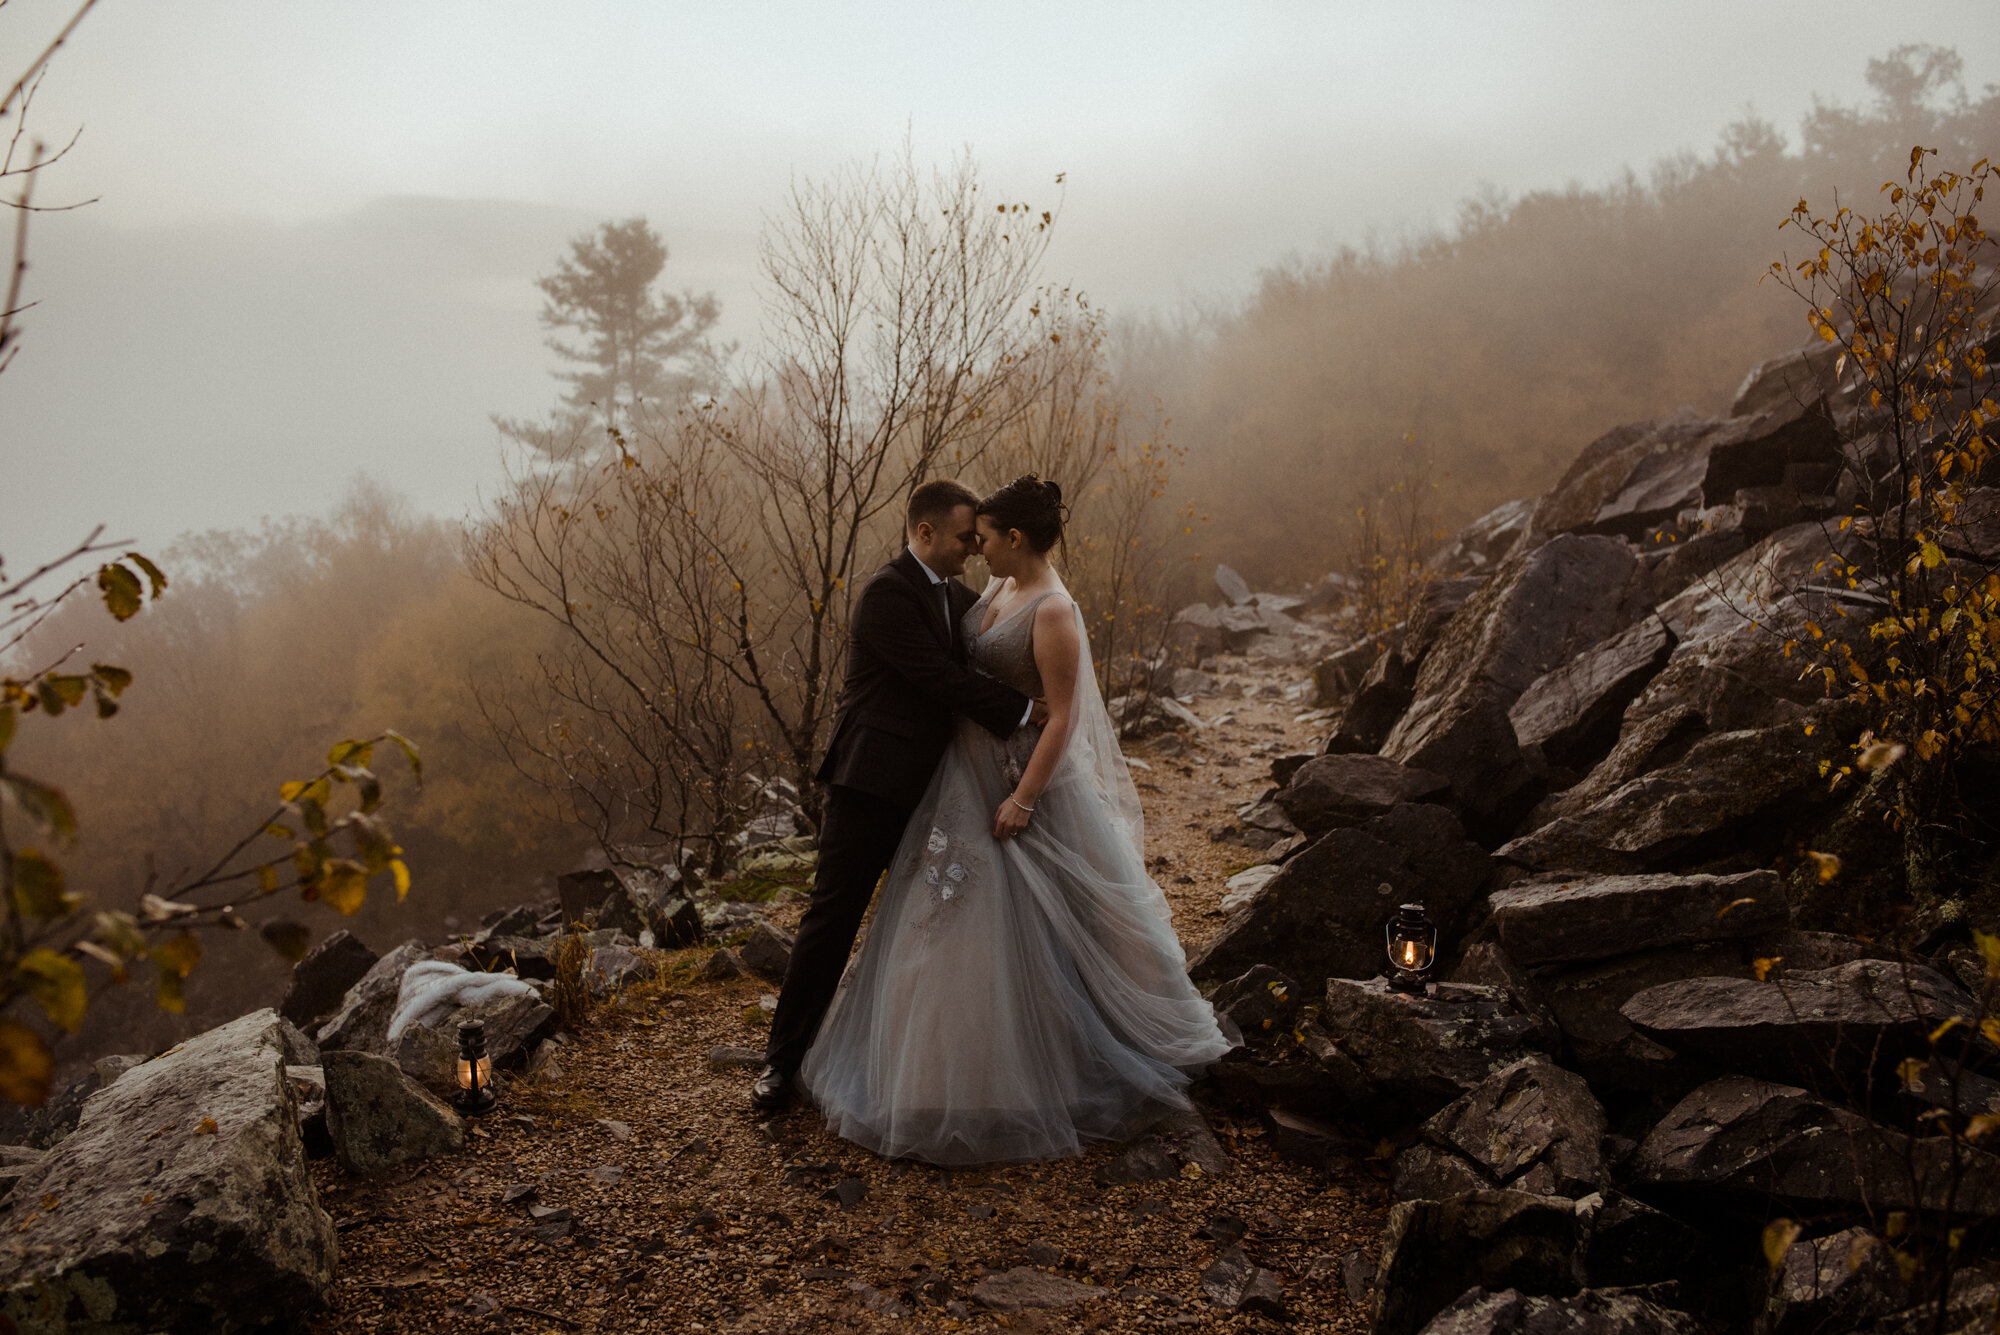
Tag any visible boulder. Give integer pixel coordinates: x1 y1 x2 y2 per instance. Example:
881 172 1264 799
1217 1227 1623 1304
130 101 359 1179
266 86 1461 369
586 943 651 997
1382 534 1652 823
1697 393 1842 510
1405 576 1490 665
314 939 428 1055
1372 1191 1582 1335
1220 863 1284 914
1533 943 1756 1094
1417 1286 1695 1335
1528 412 1715 544
1206 1018 1376 1115
1199 1245 1288 1318
1643 516 1750 601
322 1049 465 1175
1499 725 1844 874
1259 1107 1364 1173
478 903 549 939
465 933 559 981
1422 1059 1607 1198
1446 943 1561 1052
1619 958 1971 1075
1485 870 1788 967
1324 647 1417 753
1629 1075 2000 1214
1616 521 1873 740
1187 804 1490 984
1730 341 1842 419
1274 754 1451 836
1577 1193 1707 1291
279 929 378 1031
1208 965 1301 1046
1767 1226 1908 1335
1318 978 1555 1108
1316 629 1404 700
1214 563 1253 605
1171 603 1229 659
1393 1143 1494 1201
1428 498 1535 578
1508 618 1674 775
0 1009 336 1333
703 947 750 980
395 990 557 1098
739 921 796 983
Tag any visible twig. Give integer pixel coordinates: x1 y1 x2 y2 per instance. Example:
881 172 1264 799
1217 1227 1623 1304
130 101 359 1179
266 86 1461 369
505 1303 578 1328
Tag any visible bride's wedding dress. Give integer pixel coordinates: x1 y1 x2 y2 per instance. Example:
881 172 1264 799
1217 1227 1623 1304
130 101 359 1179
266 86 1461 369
799 582 1231 1165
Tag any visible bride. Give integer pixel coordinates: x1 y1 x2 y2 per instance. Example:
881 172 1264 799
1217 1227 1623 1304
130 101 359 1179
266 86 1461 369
799 475 1232 1165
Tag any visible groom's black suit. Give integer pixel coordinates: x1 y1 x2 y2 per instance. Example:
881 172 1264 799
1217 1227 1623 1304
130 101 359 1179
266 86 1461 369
763 549 1030 1077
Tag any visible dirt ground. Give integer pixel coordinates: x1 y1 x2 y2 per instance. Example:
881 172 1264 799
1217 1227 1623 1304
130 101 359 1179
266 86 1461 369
315 638 1390 1334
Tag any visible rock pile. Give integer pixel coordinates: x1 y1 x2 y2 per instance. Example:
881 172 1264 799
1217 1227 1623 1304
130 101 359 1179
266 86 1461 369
1181 338 2000 1333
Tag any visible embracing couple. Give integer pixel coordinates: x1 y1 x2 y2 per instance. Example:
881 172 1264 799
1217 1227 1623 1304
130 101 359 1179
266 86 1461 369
751 475 1232 1165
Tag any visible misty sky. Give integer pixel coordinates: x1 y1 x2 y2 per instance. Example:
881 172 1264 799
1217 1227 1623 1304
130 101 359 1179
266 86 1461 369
3 1 1995 564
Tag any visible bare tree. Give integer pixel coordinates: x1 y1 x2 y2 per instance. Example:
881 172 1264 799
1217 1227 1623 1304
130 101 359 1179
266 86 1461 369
469 145 1062 846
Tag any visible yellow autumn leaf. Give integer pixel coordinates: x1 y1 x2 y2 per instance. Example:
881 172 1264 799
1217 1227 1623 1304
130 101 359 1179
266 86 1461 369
1763 1219 1802 1270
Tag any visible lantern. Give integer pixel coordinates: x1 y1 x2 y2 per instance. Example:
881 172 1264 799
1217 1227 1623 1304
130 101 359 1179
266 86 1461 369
1385 900 1437 994
455 1020 496 1116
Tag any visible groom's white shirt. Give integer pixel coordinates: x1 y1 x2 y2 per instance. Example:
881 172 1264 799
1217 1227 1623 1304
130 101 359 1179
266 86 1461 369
909 547 1033 727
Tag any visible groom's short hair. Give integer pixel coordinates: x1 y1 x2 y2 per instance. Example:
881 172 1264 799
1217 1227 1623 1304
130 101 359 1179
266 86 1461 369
907 479 980 533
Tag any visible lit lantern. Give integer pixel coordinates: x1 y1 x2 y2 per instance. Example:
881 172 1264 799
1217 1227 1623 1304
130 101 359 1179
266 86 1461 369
455 1021 496 1116
1385 900 1437 994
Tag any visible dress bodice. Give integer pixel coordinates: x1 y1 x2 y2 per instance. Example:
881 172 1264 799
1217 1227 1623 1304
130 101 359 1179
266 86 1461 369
965 585 1060 698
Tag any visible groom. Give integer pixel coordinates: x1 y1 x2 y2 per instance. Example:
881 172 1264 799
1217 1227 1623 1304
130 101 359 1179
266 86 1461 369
752 479 1036 1112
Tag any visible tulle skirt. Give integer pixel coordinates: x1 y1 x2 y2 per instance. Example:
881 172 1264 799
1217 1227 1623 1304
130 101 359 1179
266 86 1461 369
799 717 1232 1165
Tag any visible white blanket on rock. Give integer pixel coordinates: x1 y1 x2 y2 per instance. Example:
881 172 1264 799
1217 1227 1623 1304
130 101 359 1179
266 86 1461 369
386 960 539 1043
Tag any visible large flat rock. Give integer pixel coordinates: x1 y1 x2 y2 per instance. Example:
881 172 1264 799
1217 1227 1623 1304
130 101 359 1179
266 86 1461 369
1187 804 1490 984
1630 1075 2000 1214
1319 978 1554 1108
1619 958 1971 1074
1486 869 1788 967
1273 754 1451 836
1534 943 1755 1093
1508 618 1674 774
1383 534 1652 822
1501 725 1844 874
0 1009 337 1333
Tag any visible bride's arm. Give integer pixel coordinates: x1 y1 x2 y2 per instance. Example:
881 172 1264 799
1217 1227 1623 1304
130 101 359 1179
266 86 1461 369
991 597 1081 840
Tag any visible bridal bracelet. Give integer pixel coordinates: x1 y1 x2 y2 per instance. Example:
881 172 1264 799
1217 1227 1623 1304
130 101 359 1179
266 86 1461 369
1007 795 1036 815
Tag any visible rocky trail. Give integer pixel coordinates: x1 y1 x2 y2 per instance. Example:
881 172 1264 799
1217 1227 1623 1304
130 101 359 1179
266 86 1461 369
314 637 1386 1334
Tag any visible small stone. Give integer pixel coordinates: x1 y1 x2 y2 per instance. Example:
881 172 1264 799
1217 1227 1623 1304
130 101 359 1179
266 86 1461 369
527 1204 573 1222
707 1045 765 1072
596 1118 633 1141
502 1183 537 1204
703 948 749 980
588 1164 624 1184
967 1202 995 1219
970 1267 1100 1312
1026 1239 1063 1266
1340 1249 1375 1305
1197 1214 1248 1245
739 921 796 983
823 1177 867 1210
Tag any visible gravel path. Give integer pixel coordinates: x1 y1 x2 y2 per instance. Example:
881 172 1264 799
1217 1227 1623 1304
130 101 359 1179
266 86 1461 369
315 637 1388 1333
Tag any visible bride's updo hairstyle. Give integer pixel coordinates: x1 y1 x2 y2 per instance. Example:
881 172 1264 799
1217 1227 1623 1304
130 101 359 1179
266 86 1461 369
978 474 1067 553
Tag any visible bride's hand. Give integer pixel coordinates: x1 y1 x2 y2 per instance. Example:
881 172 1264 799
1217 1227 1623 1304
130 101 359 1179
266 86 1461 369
992 793 1033 841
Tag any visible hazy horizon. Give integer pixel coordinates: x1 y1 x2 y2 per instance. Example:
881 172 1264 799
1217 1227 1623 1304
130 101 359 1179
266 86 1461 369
3 0 1996 562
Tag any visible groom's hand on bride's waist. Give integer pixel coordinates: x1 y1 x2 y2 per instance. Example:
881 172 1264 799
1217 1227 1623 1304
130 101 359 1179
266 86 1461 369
1028 698 1050 727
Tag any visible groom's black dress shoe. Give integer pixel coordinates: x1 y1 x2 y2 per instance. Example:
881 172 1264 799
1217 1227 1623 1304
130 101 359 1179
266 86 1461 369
750 1065 795 1113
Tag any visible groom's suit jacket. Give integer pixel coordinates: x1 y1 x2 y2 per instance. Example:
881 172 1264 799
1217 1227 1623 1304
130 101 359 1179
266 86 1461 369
816 549 1030 810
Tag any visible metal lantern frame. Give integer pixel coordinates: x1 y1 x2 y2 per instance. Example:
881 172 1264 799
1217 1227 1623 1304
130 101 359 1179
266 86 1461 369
455 1020 496 1116
1385 901 1438 994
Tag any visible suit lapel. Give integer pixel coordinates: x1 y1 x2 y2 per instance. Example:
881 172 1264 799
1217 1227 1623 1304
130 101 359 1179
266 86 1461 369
891 550 955 653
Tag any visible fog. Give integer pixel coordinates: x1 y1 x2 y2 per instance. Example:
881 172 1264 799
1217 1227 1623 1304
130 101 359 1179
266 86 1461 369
3 3 1998 1077
3 1 1996 557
